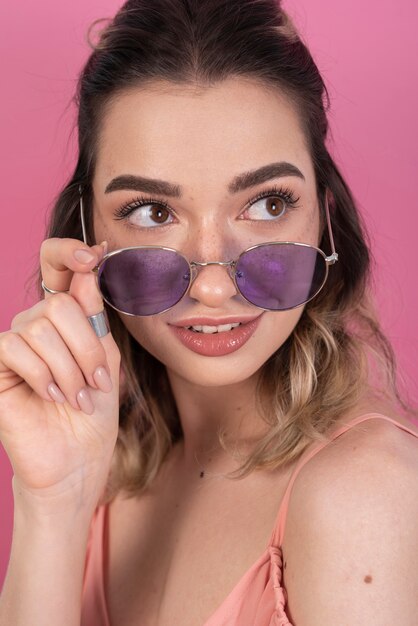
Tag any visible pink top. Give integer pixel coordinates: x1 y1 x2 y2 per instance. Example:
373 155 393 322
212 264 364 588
81 413 418 625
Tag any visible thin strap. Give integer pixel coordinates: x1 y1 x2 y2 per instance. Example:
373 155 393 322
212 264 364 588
81 505 111 626
269 412 418 547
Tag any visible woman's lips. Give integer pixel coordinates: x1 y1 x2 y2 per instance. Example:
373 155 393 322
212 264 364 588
168 314 263 356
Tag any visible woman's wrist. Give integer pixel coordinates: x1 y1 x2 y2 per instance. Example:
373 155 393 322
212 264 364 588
12 475 100 528
1 483 94 626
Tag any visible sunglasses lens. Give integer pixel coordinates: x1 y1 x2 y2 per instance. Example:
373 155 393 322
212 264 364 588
98 248 190 315
235 243 327 310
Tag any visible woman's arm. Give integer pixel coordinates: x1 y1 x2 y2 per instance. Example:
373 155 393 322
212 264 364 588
0 482 94 626
282 420 418 625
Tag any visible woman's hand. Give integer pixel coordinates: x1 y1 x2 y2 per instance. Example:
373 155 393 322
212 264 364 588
0 238 121 513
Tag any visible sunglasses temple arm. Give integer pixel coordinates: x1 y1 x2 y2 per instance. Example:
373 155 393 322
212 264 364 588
324 191 338 263
79 186 89 245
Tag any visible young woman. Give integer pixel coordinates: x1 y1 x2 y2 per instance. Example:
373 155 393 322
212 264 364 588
0 1 417 624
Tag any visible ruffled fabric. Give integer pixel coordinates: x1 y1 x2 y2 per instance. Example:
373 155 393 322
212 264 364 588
204 544 294 626
268 546 293 625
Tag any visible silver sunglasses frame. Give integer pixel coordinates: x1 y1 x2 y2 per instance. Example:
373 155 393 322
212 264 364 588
79 186 338 316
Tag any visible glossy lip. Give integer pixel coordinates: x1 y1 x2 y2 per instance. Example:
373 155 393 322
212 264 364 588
169 313 263 356
170 314 263 327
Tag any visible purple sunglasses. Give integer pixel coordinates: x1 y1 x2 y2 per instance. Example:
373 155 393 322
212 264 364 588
79 188 338 316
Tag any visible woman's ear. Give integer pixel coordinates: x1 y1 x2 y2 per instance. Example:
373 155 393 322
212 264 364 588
325 188 336 212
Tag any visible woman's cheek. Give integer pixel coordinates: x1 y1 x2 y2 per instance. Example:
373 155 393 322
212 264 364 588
118 314 172 361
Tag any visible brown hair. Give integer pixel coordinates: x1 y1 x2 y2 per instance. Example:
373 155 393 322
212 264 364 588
28 0 415 504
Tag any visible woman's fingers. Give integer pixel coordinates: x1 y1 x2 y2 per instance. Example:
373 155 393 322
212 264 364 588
62 242 121 386
12 313 93 413
0 331 64 406
10 294 113 409
39 237 107 297
7 235 121 423
38 235 120 376
39 236 112 350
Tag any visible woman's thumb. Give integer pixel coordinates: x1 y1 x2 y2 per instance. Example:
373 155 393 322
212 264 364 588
68 241 121 374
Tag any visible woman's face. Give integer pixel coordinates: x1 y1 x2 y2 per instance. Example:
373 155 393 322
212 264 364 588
91 77 322 387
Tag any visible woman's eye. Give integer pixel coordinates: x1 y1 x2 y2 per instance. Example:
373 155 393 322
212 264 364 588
242 195 286 221
119 203 174 228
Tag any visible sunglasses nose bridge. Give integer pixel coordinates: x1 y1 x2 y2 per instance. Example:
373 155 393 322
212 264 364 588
189 259 236 282
188 260 239 302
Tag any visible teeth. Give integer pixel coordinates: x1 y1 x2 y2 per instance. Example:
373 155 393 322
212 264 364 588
186 322 241 333
200 325 217 333
216 323 240 333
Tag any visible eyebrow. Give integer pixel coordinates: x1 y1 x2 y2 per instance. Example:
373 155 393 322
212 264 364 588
104 161 305 196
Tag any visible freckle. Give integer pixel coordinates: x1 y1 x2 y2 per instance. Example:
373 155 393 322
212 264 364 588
364 575 372 583
284 561 287 569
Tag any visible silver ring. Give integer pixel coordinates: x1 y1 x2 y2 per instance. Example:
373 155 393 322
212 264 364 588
42 280 109 338
88 311 110 338
41 280 69 295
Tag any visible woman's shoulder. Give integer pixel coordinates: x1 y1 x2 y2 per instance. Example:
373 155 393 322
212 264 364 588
310 400 418 481
286 399 418 526
281 404 418 622
326 401 418 465
330 405 418 456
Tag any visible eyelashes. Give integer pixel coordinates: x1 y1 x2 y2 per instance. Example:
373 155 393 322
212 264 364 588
112 183 301 227
113 196 172 221
246 185 300 210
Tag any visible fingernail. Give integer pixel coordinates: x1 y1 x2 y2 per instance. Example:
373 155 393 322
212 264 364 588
99 241 108 255
47 383 66 403
74 249 96 264
93 366 113 393
77 387 95 415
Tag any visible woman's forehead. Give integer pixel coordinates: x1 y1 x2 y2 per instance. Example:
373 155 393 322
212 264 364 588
94 77 314 191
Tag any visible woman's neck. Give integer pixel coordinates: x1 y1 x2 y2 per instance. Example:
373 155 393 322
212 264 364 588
166 366 270 468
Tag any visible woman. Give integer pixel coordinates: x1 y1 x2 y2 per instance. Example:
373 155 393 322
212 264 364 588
0 0 417 624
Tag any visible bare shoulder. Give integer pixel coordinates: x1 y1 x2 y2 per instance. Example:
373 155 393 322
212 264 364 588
322 409 418 471
286 406 418 525
281 408 418 624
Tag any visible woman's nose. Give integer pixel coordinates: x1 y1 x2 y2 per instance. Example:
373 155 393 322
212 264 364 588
187 261 239 308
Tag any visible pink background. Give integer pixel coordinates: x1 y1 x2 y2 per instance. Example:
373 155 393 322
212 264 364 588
1 0 417 588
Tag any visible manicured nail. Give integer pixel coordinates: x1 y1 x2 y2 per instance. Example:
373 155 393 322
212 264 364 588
93 366 112 393
74 249 96 264
76 388 95 415
99 241 108 255
47 383 66 404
